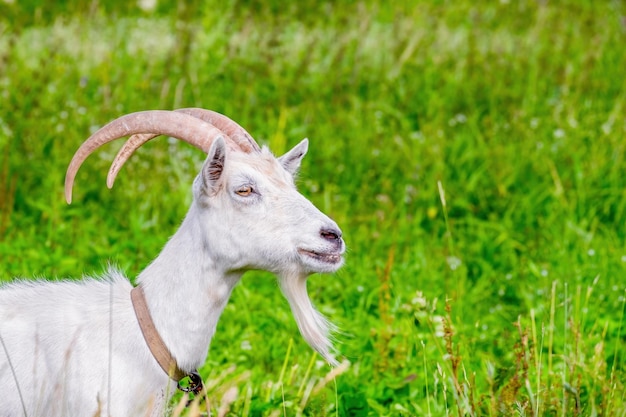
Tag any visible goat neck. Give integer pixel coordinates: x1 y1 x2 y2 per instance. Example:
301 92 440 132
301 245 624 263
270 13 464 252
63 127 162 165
135 201 241 372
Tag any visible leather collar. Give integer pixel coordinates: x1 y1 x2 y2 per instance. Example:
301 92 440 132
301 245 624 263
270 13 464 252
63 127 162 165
130 285 188 381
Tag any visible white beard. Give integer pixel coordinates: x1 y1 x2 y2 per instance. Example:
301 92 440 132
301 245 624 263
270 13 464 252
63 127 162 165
278 271 337 366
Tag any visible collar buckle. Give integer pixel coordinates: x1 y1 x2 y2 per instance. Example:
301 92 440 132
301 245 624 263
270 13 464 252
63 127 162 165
177 370 204 395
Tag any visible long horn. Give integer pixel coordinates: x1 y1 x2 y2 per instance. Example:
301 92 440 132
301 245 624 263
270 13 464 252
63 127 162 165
177 108 261 153
64 110 230 204
106 108 260 188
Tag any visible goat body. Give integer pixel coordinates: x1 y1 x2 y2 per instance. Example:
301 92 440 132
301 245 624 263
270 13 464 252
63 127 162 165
0 109 345 416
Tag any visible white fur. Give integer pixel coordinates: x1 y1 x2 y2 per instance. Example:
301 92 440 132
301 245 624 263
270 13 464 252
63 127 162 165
0 139 344 417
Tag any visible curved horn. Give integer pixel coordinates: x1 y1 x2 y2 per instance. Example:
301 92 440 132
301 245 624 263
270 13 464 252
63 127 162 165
106 108 261 188
64 110 229 204
176 108 261 153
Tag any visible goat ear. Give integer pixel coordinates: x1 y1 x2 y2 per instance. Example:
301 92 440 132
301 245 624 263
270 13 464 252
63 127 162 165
279 138 308 175
201 136 226 194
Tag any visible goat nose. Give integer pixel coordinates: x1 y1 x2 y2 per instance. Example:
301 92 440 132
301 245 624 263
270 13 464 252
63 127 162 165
320 227 342 242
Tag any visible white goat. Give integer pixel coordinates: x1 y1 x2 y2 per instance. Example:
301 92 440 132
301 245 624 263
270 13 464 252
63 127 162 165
0 108 345 417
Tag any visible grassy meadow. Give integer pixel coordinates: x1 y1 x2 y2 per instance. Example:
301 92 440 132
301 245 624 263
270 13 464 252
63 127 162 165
1 1 626 415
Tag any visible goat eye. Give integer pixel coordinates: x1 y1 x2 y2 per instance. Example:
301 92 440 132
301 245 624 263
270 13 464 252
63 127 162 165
235 186 253 196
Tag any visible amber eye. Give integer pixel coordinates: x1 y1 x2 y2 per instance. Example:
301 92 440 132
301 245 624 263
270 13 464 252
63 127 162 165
235 186 253 196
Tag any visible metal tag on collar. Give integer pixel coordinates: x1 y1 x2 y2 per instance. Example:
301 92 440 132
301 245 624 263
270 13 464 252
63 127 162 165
177 370 204 396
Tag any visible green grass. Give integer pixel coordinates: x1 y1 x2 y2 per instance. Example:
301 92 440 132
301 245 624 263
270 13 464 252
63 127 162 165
1 1 626 415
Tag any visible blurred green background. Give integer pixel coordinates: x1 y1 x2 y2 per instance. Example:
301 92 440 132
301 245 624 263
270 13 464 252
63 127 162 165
1 1 625 415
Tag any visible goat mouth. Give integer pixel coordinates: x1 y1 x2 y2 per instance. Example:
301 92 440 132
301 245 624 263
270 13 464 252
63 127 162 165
298 248 343 265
